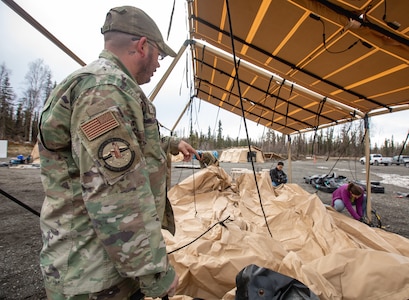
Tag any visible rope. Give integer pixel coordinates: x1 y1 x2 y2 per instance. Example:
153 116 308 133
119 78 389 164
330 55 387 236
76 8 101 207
192 160 198 217
311 97 326 156
284 84 294 128
397 132 409 158
168 215 232 254
270 79 285 129
316 15 361 54
257 75 274 126
212 106 221 141
0 188 40 217
166 0 176 40
225 0 272 237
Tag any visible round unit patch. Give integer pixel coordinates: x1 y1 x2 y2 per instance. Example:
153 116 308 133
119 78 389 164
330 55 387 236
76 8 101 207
98 138 135 172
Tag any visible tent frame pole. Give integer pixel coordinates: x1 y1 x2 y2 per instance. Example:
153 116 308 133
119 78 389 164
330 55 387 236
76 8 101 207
149 40 192 102
171 98 193 133
287 135 292 183
364 115 372 220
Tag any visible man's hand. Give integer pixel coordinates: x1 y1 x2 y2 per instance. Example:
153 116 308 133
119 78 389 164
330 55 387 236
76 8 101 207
159 273 179 298
178 140 199 162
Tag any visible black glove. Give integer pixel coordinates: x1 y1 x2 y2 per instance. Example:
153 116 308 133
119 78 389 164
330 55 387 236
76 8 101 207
359 217 372 226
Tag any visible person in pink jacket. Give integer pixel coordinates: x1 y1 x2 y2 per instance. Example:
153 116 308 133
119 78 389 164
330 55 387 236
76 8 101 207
332 182 366 221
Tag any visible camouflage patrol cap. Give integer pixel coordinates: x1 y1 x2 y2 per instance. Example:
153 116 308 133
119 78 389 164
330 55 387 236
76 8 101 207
101 6 177 57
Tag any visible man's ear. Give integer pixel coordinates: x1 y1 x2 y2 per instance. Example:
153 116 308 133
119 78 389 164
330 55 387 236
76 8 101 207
135 36 148 57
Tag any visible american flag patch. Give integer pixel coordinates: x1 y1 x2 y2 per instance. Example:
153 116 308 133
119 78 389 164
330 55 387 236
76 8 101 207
80 111 119 141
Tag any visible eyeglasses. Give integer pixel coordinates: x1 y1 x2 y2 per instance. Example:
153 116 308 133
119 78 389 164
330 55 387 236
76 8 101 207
131 37 165 60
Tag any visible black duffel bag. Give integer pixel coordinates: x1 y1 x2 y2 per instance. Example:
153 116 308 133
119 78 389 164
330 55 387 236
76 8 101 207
235 264 319 300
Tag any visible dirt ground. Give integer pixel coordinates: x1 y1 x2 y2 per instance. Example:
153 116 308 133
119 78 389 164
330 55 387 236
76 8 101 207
1 145 408 299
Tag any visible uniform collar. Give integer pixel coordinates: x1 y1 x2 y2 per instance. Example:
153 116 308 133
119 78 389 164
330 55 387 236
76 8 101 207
99 49 136 82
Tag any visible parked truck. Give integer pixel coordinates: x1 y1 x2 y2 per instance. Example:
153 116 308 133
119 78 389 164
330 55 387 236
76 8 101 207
359 154 392 166
391 155 409 167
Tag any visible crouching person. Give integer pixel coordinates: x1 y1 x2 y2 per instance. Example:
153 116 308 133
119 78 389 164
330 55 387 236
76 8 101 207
332 182 367 222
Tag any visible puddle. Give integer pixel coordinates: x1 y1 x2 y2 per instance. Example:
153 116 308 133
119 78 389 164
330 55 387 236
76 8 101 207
372 173 409 189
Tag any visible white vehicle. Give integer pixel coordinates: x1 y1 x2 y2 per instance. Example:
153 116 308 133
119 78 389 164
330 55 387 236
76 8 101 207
391 155 409 167
359 154 391 166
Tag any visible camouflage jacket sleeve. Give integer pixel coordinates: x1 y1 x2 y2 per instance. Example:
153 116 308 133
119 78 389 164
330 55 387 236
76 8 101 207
69 85 174 297
161 136 180 155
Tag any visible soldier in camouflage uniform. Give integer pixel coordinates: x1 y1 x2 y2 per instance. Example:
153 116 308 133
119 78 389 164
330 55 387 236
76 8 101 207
38 6 199 300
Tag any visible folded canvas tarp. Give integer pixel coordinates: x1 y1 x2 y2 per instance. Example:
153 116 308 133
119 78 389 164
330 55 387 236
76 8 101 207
165 166 409 299
171 152 185 162
219 147 264 163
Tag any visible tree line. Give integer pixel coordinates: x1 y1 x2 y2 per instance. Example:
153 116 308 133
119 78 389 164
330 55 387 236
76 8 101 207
0 60 55 143
186 119 408 159
1 59 408 158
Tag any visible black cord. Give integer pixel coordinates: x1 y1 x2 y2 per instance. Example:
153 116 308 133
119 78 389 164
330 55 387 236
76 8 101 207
192 159 198 217
187 99 199 216
212 105 221 142
311 97 326 156
320 19 359 54
166 0 176 40
383 0 387 21
381 0 400 30
284 84 293 128
0 188 40 217
325 121 353 177
225 0 272 237
257 75 274 125
397 133 409 158
344 119 365 182
310 14 362 54
168 215 232 254
270 80 285 128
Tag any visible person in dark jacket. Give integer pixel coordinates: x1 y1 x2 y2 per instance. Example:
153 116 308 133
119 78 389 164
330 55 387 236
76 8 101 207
270 161 287 187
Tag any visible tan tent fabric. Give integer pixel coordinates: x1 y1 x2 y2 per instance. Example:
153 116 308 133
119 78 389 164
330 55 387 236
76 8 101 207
166 166 409 299
30 142 40 164
171 152 185 162
219 146 264 163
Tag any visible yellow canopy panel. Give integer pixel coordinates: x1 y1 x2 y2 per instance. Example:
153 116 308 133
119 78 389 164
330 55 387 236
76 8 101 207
187 0 409 135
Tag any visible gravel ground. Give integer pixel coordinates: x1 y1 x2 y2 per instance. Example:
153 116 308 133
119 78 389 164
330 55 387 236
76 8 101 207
0 157 408 299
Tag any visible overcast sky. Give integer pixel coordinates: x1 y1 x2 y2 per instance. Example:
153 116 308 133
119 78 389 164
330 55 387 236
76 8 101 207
1 0 408 148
